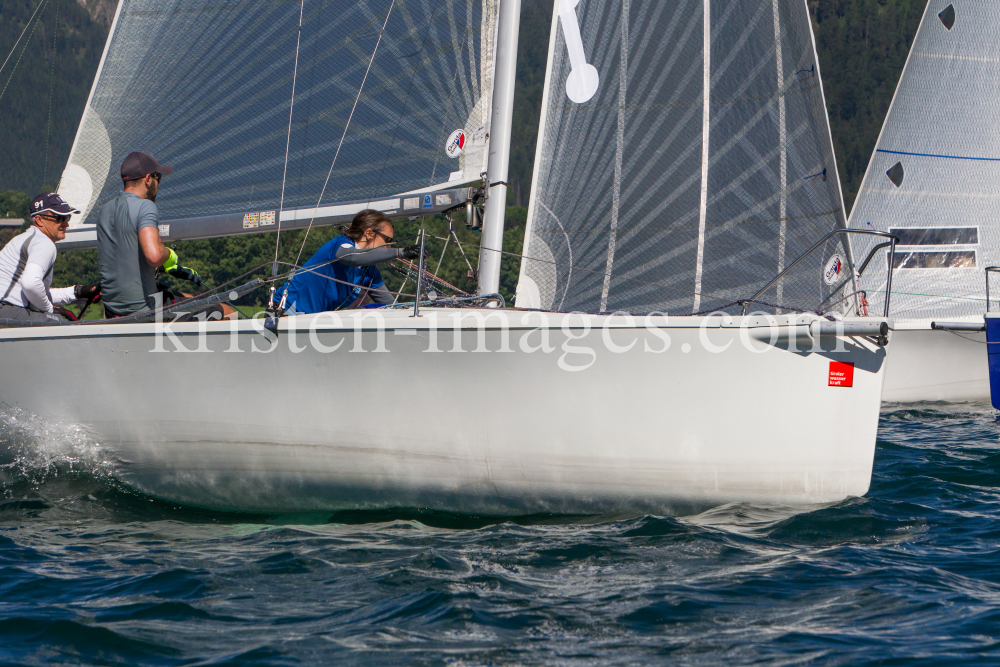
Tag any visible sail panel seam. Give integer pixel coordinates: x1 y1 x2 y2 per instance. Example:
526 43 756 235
692 0 710 314
773 0 786 309
600 0 628 313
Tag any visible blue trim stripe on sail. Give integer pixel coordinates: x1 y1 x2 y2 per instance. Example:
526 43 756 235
876 149 1000 162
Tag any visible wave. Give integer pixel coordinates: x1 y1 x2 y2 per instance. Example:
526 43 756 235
0 405 117 489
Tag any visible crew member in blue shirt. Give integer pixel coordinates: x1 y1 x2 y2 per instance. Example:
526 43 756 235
276 209 420 314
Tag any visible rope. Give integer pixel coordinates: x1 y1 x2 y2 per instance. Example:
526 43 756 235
427 233 739 307
0 0 48 105
271 0 307 275
291 0 397 270
392 258 470 296
937 328 989 344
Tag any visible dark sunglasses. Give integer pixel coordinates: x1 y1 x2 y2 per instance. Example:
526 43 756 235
148 172 162 182
38 214 71 224
373 229 394 244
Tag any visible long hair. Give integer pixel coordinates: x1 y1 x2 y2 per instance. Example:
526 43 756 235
342 209 392 242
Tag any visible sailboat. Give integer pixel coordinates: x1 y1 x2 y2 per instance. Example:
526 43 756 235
0 0 895 515
848 0 997 402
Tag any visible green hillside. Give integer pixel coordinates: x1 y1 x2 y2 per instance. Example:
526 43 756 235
0 0 112 193
815 0 926 213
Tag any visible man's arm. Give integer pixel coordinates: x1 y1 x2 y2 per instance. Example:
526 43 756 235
49 286 77 306
334 245 399 267
20 263 54 312
370 284 394 305
138 226 170 267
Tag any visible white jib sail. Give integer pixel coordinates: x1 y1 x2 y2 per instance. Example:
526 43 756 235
849 1 1000 322
516 0 852 316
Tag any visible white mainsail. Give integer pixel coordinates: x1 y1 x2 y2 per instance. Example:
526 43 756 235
57 0 499 241
849 1 1000 322
516 0 854 316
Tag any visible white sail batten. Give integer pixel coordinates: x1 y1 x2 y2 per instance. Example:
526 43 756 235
516 0 852 315
692 0 711 314
599 0 628 312
773 0 787 306
849 1 1000 322
56 0 499 240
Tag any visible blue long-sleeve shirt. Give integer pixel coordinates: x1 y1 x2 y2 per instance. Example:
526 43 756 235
277 235 397 313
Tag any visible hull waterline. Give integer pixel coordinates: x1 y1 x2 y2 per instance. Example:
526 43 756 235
0 309 890 515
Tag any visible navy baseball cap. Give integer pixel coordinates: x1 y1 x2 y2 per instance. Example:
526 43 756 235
120 151 174 181
30 192 81 218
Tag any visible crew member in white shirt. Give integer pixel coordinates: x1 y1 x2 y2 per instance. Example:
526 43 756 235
0 193 100 323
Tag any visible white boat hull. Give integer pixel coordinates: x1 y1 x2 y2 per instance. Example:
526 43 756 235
881 321 987 403
0 310 890 515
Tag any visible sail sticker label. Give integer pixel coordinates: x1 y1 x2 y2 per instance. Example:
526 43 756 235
403 197 420 210
158 224 170 236
243 211 276 229
824 254 843 285
446 129 466 158
435 194 452 206
828 361 855 387
422 195 433 209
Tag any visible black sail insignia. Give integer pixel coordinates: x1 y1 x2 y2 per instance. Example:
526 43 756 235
939 4 956 30
886 162 905 187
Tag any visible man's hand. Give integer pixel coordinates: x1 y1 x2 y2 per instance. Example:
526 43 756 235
52 306 78 322
400 245 422 261
74 284 101 300
167 265 204 288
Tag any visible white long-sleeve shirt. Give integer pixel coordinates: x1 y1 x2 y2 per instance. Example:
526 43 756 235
0 228 76 313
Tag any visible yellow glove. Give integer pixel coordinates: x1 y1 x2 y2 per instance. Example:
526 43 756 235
163 248 178 273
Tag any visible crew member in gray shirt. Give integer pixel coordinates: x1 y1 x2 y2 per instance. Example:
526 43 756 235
96 151 233 320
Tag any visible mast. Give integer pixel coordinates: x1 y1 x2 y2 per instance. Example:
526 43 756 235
477 0 521 296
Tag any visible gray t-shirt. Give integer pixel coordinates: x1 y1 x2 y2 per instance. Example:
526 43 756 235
96 192 160 315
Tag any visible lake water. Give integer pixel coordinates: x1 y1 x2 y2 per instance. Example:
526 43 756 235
2 404 999 665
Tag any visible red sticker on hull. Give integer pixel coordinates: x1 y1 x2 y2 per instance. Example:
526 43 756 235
828 361 855 387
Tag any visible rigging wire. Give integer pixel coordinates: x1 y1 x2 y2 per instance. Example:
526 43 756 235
41 0 60 188
0 0 49 104
0 0 47 77
290 0 396 271
426 233 739 307
271 0 307 278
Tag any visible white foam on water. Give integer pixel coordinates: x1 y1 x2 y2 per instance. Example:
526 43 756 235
0 405 117 490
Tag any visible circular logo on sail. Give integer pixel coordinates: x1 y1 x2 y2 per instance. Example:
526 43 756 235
445 129 466 158
824 254 843 285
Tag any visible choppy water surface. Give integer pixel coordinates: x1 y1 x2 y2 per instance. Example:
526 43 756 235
2 405 1000 665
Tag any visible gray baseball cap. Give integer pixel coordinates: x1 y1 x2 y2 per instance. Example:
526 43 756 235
120 151 174 181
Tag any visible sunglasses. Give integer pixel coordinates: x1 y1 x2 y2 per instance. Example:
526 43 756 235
38 214 71 224
149 172 162 182
373 229 394 244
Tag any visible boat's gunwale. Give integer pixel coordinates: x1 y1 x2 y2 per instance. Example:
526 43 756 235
0 309 894 341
